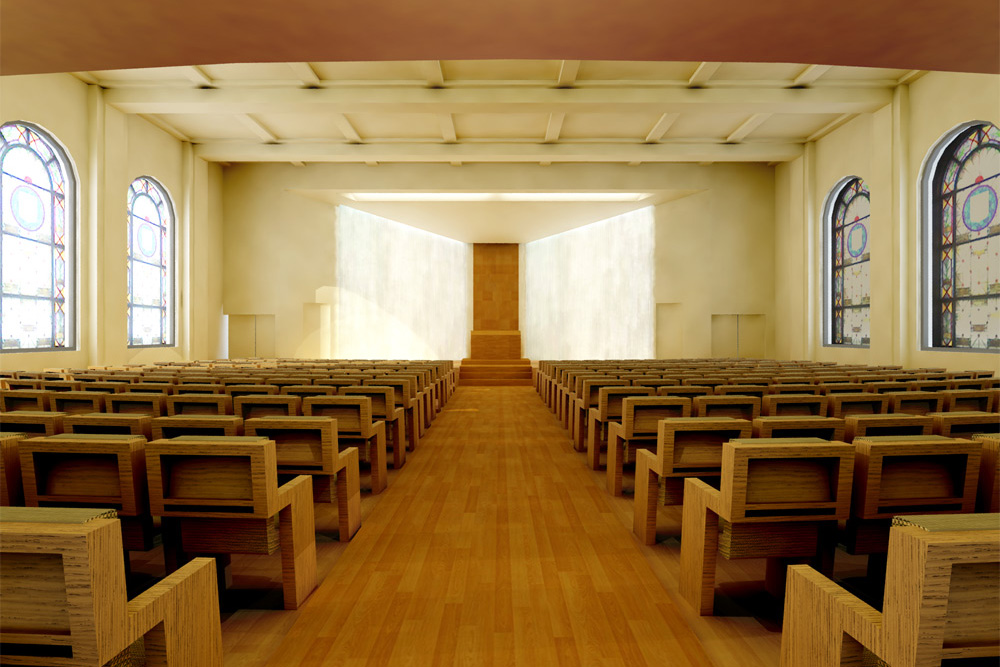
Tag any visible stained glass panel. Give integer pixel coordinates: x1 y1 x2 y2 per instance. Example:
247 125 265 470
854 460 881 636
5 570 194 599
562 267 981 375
830 177 871 346
932 122 1000 350
127 177 173 346
0 122 73 351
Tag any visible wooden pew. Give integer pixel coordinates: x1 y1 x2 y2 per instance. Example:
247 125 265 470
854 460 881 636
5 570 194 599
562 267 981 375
151 416 243 439
940 389 998 413
929 410 1000 437
0 411 65 436
302 397 388 494
233 394 301 419
1 389 52 412
146 436 318 610
844 435 981 567
606 397 691 496
166 394 233 416
1 432 25 506
572 378 627 452
843 413 934 442
107 393 167 417
173 383 226 395
781 514 999 667
586 386 654 470
367 376 421 451
63 413 153 440
826 393 888 419
49 391 109 415
244 416 362 539
18 433 156 551
633 417 753 545
884 390 943 415
762 394 827 417
280 385 338 399
679 439 854 615
693 395 761 420
752 416 845 440
341 386 406 469
0 507 223 667
973 434 1000 512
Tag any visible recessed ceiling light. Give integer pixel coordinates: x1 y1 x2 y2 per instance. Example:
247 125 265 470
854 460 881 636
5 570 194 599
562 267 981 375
343 192 650 203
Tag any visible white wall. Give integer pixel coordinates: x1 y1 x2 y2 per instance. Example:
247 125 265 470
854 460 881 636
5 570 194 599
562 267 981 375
0 73 225 371
523 207 655 359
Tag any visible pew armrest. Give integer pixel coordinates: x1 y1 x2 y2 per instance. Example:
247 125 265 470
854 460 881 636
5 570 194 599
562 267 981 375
781 564 883 667
128 557 223 666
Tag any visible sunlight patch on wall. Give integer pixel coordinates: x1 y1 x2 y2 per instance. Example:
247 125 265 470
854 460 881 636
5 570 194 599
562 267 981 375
334 206 469 359
523 207 654 360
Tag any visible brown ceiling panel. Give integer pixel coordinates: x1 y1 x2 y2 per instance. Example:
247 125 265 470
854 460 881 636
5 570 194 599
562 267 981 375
2 0 997 76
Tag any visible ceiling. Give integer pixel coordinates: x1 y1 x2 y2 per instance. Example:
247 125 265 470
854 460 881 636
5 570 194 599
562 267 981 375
65 59 929 242
82 60 919 167
2 0 996 75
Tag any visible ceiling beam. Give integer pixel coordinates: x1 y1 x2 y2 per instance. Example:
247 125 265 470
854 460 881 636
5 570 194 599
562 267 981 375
806 113 855 142
897 70 925 85
544 113 565 143
688 62 722 87
138 114 191 142
645 113 680 142
422 60 446 87
333 114 363 143
439 113 457 142
185 66 215 87
725 113 772 142
105 86 892 116
792 65 832 86
71 71 101 85
287 62 321 87
194 140 803 163
239 114 279 142
557 60 580 87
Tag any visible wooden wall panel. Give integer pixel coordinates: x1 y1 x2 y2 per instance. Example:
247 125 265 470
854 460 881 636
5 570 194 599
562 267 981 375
473 244 519 331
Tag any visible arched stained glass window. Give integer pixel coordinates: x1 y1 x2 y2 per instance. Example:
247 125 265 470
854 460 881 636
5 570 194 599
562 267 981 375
928 122 999 350
1 121 75 351
127 177 174 347
830 177 871 346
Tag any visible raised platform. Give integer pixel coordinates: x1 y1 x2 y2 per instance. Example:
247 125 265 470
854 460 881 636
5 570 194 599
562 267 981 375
470 330 522 360
459 359 533 387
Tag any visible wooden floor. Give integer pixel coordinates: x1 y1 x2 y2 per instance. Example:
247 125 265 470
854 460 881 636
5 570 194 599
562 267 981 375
187 386 806 666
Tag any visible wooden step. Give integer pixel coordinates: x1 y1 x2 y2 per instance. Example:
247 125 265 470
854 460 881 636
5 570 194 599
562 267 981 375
459 368 533 379
458 378 534 387
460 358 531 366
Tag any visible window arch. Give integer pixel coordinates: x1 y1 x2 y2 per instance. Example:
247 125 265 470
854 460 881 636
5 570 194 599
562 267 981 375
925 122 999 351
828 177 871 346
127 176 174 347
1 121 75 351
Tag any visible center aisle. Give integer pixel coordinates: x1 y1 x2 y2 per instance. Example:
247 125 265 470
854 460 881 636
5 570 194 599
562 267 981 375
259 386 758 666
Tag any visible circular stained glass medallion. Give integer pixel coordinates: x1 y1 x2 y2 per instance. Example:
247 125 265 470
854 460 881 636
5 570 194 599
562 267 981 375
11 185 44 231
847 222 868 258
962 184 997 232
137 223 158 258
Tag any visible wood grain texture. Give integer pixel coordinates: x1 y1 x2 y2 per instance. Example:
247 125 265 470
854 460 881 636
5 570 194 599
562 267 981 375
973 434 1000 513
472 243 519 331
781 522 1000 666
0 410 66 436
246 386 773 667
63 413 152 440
0 432 25 506
0 515 222 666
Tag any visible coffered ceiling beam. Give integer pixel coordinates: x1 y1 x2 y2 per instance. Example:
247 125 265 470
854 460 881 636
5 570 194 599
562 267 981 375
106 86 891 115
792 65 832 86
645 113 680 142
194 140 803 163
688 62 722 87
557 60 580 87
725 113 772 142
544 113 565 142
288 62 322 87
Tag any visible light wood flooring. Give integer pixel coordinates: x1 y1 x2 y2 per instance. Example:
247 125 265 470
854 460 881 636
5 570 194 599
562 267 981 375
135 386 865 665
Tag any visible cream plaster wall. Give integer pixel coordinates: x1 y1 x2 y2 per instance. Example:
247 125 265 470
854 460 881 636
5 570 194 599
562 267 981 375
0 73 225 371
654 163 776 359
774 71 1000 372
222 163 337 359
